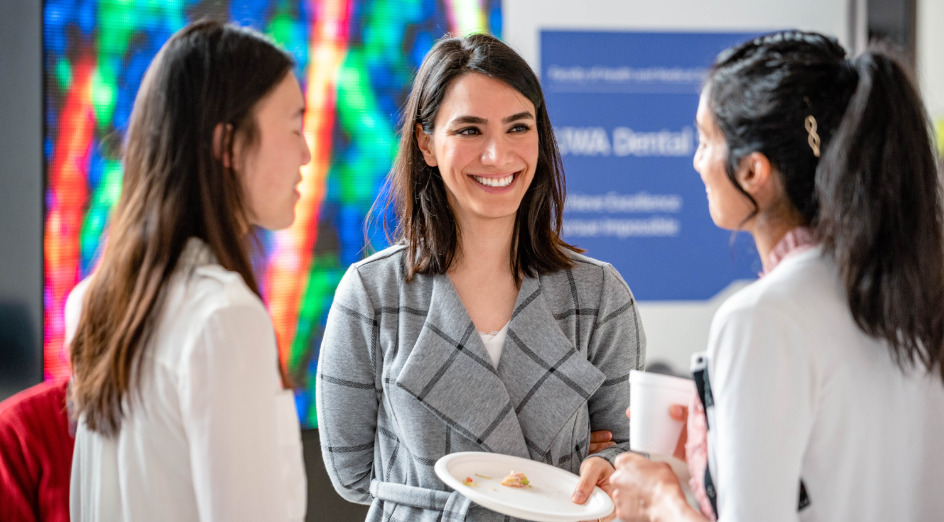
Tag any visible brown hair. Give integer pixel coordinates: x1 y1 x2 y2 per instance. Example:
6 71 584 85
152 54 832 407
69 20 294 435
381 33 581 284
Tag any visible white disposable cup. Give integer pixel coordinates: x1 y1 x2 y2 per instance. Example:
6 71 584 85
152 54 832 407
629 370 695 456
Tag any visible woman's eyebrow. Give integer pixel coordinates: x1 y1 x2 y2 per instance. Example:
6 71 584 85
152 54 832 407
503 111 534 123
451 115 486 125
449 112 534 126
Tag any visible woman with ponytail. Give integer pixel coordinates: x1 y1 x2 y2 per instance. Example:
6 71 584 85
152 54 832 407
68 20 310 521
609 30 944 522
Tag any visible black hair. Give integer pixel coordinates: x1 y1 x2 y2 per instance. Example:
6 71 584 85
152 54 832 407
707 30 944 381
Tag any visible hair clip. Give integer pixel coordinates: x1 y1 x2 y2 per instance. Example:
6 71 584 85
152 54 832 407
803 97 821 158
804 114 821 158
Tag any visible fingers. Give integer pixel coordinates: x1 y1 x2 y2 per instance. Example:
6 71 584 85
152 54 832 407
611 454 680 522
611 487 636 521
572 457 613 505
669 405 689 461
614 452 631 468
668 404 689 461
588 441 617 454
673 427 688 461
588 430 615 454
669 404 688 421
614 451 645 469
610 464 646 522
571 471 596 505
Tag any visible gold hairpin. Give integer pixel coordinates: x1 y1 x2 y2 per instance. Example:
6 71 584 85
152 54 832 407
804 115 821 158
802 97 821 158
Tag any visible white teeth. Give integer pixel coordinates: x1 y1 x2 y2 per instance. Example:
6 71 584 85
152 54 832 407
473 174 514 187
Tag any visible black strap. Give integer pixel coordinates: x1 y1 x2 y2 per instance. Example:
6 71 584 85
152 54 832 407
693 362 713 428
692 359 810 515
693 363 720 516
798 480 811 511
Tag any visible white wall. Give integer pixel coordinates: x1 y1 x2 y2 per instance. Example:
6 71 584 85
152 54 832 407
918 0 944 146
504 0 860 73
502 0 861 375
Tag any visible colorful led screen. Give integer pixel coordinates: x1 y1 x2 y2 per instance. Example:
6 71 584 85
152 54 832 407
43 0 501 428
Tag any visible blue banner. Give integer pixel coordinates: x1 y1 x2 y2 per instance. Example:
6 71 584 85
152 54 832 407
542 30 762 301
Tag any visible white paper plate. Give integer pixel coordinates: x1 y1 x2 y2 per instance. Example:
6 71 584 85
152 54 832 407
434 451 614 522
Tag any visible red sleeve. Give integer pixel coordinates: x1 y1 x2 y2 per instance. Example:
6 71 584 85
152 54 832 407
0 379 75 522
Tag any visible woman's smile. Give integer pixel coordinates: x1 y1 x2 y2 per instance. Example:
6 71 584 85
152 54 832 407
472 172 518 189
416 72 539 227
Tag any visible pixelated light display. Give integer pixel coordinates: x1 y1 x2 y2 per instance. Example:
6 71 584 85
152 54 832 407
43 0 502 428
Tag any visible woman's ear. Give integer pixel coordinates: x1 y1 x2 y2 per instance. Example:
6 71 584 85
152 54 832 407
213 123 234 168
415 124 437 167
736 151 773 196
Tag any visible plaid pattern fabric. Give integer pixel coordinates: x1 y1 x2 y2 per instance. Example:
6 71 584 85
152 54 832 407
317 246 645 521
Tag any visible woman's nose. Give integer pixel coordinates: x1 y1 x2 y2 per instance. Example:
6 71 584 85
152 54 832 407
481 135 509 166
301 132 313 165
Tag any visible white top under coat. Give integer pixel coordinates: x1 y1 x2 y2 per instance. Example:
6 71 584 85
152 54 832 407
478 322 510 368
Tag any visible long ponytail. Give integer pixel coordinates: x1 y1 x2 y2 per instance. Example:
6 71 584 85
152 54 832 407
708 31 944 382
816 50 944 380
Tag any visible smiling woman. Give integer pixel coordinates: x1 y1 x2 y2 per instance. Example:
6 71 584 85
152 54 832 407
415 73 539 230
316 33 646 521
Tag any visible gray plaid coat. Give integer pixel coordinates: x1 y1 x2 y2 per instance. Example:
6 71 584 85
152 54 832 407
316 245 645 521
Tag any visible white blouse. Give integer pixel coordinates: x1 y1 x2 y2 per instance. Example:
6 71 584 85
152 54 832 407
707 247 944 521
68 239 306 522
478 322 509 368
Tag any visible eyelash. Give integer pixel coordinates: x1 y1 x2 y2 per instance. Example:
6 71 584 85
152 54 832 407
453 124 532 136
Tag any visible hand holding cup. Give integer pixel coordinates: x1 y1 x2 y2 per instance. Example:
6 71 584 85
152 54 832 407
628 370 695 457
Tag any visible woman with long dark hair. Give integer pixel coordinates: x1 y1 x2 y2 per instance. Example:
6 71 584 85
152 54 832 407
317 33 645 521
68 20 311 521
609 30 944 522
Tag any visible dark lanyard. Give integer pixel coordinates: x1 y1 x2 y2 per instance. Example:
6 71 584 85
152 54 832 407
692 359 810 516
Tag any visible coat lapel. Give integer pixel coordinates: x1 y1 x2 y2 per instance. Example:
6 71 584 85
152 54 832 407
395 274 529 458
499 275 606 462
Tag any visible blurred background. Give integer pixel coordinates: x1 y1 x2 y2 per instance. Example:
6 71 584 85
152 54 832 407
2 0 941 519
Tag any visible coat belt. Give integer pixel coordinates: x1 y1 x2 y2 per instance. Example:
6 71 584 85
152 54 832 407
369 479 473 520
